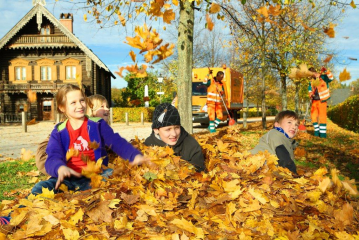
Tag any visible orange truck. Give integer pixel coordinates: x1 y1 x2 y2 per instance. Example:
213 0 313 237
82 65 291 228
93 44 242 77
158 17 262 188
191 67 244 125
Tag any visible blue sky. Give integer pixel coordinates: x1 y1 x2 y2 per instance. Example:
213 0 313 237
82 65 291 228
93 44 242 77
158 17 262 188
0 0 358 88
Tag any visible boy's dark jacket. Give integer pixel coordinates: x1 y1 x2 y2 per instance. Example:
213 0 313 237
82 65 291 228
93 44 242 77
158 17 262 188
144 126 205 172
45 117 141 177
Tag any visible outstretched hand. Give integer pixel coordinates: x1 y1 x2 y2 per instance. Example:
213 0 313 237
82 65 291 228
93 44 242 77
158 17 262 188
56 165 82 190
130 154 151 166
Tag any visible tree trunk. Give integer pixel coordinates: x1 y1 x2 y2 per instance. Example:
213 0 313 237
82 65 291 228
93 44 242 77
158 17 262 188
177 0 194 134
261 15 266 130
281 75 287 110
243 75 248 129
295 82 300 114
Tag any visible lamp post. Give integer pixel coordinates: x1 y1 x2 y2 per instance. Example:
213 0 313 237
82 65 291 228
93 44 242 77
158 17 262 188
157 75 164 104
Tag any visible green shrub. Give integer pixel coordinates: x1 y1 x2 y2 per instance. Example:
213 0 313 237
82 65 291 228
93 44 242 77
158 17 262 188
328 95 359 133
239 108 277 118
112 107 155 122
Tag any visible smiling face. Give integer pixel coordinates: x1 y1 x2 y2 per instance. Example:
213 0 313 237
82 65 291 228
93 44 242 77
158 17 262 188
61 90 86 121
154 125 181 146
274 116 299 139
93 100 110 122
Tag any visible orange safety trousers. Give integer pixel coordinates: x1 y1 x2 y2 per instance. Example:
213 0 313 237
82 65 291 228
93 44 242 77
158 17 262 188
311 100 327 124
208 103 223 121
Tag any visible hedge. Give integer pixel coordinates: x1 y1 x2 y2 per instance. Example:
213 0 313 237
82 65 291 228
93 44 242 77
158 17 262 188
239 108 277 118
328 95 359 133
112 107 155 122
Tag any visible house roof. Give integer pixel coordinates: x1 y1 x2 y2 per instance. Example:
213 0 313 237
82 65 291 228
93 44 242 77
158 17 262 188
0 2 115 78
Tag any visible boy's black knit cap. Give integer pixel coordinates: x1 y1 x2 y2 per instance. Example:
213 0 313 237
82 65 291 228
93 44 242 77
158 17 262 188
152 103 181 129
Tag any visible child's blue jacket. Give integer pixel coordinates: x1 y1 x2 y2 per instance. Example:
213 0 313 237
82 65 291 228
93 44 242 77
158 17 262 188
45 117 141 177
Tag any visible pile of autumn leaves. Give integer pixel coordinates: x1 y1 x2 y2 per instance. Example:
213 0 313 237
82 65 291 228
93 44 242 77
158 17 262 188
1 126 359 239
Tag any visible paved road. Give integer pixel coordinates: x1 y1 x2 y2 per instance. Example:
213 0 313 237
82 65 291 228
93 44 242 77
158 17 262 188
0 117 274 161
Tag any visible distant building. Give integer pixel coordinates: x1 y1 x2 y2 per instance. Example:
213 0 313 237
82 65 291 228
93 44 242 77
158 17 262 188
0 0 115 123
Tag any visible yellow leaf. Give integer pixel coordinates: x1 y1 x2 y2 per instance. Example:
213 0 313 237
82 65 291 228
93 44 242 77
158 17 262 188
108 199 121 208
163 9 175 24
257 6 268 18
82 158 103 178
206 14 214 31
171 218 204 239
129 50 136 62
318 177 332 193
339 68 351 82
66 148 79 161
306 190 322 202
342 180 359 195
172 0 178 6
10 208 27 226
0 232 6 240
209 3 221 14
63 228 80 240
68 208 84 225
268 5 281 16
118 13 126 26
83 14 87 22
350 0 356 8
248 187 267 204
334 203 353 226
43 215 60 225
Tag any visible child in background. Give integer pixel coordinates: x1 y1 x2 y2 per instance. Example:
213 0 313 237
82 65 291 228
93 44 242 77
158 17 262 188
144 103 205 172
32 84 148 195
250 110 299 174
36 94 111 176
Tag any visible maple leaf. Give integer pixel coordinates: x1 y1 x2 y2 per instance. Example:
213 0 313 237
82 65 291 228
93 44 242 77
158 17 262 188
217 140 230 152
209 3 221 14
129 50 136 62
114 215 134 230
268 5 281 16
172 0 178 6
163 9 175 24
301 22 315 32
342 180 359 195
339 68 351 82
121 192 140 205
63 228 80 240
171 218 204 239
21 148 34 161
152 43 175 64
350 0 356 9
66 148 79 161
257 6 269 18
68 208 84 225
206 14 214 31
89 140 99 150
87 200 113 223
82 158 103 178
323 23 336 38
334 203 353 226
323 54 333 63
117 13 126 26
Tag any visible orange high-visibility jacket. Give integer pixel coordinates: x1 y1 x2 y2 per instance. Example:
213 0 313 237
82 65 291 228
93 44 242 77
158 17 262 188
204 79 224 105
308 71 333 101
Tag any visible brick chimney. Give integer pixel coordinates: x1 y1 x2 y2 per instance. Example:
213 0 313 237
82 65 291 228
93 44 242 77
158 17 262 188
59 13 73 33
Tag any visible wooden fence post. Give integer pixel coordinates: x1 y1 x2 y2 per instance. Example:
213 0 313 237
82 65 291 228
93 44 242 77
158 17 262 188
125 112 129 125
141 112 144 125
22 111 27 133
110 108 113 126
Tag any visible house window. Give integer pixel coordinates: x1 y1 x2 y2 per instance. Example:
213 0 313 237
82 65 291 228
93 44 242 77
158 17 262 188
66 66 76 80
41 66 51 80
40 25 51 42
15 67 26 80
43 100 52 112
19 105 24 112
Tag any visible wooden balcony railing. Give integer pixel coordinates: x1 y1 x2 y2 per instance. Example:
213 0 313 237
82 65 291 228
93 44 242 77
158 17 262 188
0 83 66 92
12 34 73 44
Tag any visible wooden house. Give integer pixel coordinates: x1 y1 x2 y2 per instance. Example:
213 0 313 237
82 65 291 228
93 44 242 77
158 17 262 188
0 0 115 123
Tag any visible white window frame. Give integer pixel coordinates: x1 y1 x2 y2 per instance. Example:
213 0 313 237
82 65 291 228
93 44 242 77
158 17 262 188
66 66 76 80
40 66 51 80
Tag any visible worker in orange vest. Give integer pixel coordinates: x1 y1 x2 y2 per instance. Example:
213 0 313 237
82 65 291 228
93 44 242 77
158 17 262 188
308 67 333 138
203 71 225 133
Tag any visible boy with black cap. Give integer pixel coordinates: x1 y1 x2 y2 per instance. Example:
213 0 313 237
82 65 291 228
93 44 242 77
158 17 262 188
144 103 205 172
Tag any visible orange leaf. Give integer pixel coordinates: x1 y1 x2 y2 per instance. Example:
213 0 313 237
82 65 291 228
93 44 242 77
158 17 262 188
350 0 356 9
209 3 221 14
129 50 136 62
206 14 214 31
118 14 126 26
172 0 178 6
323 54 333 63
323 23 336 38
268 5 281 16
257 6 268 18
163 9 175 24
66 148 79 161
